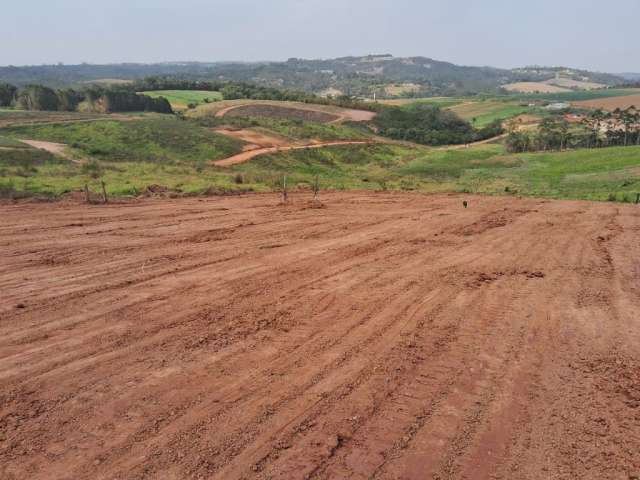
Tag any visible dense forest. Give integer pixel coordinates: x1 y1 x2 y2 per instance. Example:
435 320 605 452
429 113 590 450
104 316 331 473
373 104 503 146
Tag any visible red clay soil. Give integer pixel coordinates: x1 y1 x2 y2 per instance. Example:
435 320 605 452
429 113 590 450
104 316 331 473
1 192 639 480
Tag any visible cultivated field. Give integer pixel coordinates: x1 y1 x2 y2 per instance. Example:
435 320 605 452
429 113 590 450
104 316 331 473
543 77 606 90
447 100 531 127
572 94 640 111
1 192 639 480
376 97 466 108
503 82 571 94
510 88 640 103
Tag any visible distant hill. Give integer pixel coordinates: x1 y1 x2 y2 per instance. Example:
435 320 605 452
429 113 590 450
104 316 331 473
0 56 625 97
618 72 640 81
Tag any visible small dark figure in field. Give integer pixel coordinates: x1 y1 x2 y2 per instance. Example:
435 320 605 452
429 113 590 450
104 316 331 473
463 200 468 209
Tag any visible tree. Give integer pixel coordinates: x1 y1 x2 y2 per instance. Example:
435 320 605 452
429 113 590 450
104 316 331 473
505 131 531 153
0 82 17 107
17 85 60 111
57 89 84 112
582 109 606 148
621 106 637 146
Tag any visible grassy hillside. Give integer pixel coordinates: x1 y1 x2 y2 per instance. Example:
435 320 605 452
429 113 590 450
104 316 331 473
3 139 638 202
1 106 639 202
2 117 243 164
140 90 222 109
229 144 640 201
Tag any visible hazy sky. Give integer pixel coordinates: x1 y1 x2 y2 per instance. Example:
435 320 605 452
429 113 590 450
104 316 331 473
2 0 638 72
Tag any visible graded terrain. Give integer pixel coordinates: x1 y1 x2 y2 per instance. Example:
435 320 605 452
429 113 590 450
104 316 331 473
1 192 639 480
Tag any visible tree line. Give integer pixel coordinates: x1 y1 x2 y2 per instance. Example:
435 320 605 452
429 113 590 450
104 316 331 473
505 107 640 153
131 76 380 111
1 77 380 114
0 81 172 114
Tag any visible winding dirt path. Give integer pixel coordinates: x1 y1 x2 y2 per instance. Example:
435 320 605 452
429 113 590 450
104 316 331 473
435 133 508 151
17 139 85 164
212 140 380 167
1 192 639 480
213 101 376 123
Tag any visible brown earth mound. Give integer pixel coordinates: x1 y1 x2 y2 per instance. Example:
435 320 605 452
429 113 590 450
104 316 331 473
1 192 639 479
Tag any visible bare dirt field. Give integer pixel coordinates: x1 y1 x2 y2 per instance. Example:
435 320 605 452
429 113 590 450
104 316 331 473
1 192 639 480
572 94 640 111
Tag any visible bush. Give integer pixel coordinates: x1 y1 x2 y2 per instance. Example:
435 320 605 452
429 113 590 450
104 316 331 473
81 159 104 179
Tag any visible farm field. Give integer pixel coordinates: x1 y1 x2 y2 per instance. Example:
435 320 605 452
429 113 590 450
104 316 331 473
543 77 605 90
511 88 640 103
1 191 639 479
447 100 532 127
503 82 570 93
140 90 223 109
571 94 640 111
377 97 467 108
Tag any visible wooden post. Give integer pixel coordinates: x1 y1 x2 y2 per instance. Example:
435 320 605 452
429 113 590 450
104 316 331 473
282 175 288 203
101 181 108 204
84 184 91 204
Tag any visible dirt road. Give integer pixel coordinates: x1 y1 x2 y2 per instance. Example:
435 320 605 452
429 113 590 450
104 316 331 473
17 140 79 162
1 192 639 480
213 101 376 123
212 141 378 167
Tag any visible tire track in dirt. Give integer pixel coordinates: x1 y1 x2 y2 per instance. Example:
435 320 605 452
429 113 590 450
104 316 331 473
1 193 639 480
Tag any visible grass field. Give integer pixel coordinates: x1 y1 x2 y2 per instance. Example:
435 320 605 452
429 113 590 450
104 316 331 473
140 90 223 109
228 143 640 201
388 97 535 127
447 101 533 127
2 117 243 164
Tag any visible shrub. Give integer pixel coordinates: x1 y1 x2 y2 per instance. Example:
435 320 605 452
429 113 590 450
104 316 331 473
81 159 104 179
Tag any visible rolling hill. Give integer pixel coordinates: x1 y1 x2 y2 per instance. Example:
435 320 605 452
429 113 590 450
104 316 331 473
0 56 625 97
